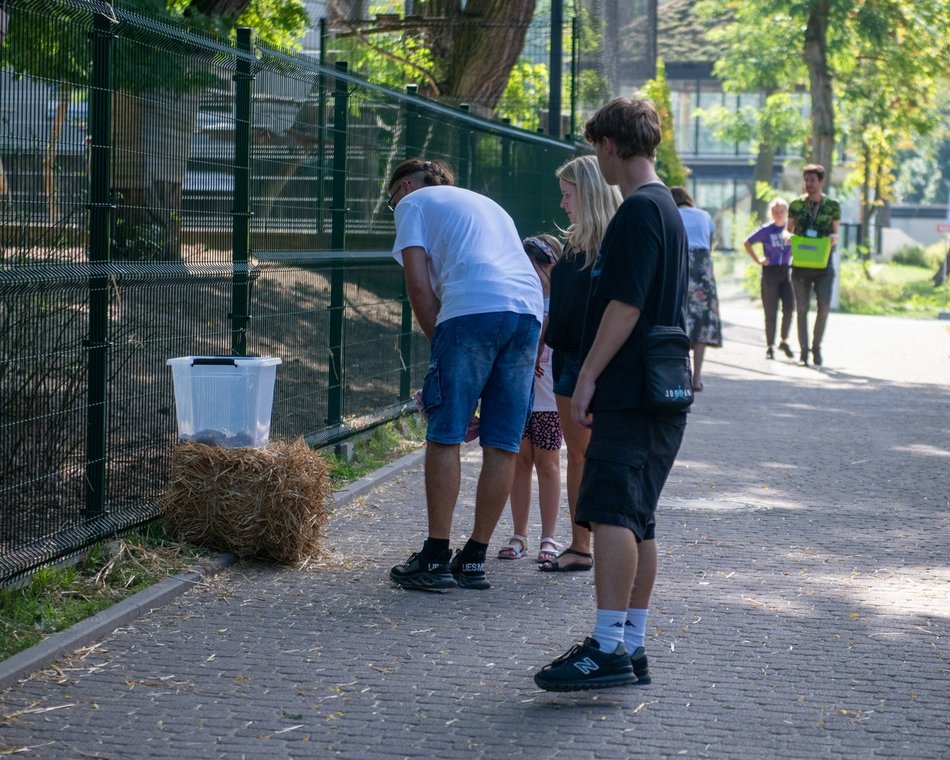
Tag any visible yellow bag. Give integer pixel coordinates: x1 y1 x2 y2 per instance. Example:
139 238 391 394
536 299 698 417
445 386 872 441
790 235 832 269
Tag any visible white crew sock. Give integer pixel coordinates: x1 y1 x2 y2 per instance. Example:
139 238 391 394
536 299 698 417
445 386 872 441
592 609 627 652
624 607 649 652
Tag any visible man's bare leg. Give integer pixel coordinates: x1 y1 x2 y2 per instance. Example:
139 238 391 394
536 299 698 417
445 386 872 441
592 522 639 610
424 441 461 539
470 446 518 544
629 538 657 608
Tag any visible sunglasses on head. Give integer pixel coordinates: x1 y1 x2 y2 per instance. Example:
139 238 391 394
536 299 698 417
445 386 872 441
523 236 557 264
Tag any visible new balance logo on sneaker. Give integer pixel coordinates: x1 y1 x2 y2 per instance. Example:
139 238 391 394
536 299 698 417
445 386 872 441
534 637 637 692
573 657 601 675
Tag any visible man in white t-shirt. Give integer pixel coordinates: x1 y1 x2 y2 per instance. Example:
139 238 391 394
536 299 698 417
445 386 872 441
386 159 543 592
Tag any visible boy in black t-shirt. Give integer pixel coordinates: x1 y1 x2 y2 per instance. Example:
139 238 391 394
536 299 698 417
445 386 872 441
534 98 690 692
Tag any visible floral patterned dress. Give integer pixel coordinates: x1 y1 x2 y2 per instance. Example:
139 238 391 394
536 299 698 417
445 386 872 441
679 206 723 347
686 247 723 347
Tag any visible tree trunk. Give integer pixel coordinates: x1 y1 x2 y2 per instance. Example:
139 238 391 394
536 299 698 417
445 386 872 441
328 1 370 24
0 156 9 205
859 141 872 257
933 249 950 286
751 142 775 222
112 89 199 261
255 72 324 222
185 0 253 18
44 85 70 227
416 0 536 114
803 0 834 181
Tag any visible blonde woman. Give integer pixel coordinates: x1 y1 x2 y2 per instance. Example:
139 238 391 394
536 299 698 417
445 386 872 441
538 154 622 573
743 198 795 359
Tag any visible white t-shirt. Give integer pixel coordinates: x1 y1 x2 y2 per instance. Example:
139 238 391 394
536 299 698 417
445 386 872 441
392 186 543 326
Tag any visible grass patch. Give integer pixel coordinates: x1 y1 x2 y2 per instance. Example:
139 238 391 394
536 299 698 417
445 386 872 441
0 523 211 660
323 413 426 484
0 414 425 662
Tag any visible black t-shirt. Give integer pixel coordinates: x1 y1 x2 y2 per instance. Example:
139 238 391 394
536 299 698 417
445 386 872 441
545 244 592 356
580 183 688 412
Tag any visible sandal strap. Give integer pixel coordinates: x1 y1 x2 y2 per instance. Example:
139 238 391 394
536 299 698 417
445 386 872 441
539 536 561 552
507 535 528 552
559 547 592 559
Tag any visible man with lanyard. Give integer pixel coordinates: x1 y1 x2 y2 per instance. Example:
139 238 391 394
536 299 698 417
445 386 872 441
787 164 840 367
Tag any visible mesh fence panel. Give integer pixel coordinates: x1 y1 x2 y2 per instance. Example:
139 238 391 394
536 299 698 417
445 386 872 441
0 0 580 583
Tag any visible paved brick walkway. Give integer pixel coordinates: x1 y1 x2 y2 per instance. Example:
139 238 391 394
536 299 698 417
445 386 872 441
1 291 948 759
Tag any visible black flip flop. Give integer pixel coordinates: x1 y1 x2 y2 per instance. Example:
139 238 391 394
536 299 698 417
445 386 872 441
538 547 593 573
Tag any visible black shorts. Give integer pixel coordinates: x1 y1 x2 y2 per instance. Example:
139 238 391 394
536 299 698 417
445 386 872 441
575 409 687 541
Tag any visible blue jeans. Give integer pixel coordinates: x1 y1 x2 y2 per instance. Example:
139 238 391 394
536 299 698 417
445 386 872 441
552 351 581 397
419 312 540 452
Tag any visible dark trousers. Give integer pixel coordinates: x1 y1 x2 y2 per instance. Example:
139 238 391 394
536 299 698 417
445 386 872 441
761 264 795 347
791 266 835 353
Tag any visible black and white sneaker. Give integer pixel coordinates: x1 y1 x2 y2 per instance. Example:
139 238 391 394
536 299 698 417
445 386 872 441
449 549 490 589
534 637 637 692
389 550 455 592
629 646 651 685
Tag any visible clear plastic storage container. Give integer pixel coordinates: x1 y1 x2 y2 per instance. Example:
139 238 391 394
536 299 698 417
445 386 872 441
166 356 282 448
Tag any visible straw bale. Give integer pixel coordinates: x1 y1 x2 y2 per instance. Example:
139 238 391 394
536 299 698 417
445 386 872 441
161 438 332 564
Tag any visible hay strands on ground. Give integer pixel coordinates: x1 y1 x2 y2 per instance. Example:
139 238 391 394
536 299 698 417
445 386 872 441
161 438 332 565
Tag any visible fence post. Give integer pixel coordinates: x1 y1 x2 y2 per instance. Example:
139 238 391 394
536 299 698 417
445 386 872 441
569 14 578 139
399 85 421 401
316 17 328 236
327 61 349 425
405 84 420 157
231 27 254 357
458 103 471 188
83 11 116 519
501 118 512 179
548 0 563 139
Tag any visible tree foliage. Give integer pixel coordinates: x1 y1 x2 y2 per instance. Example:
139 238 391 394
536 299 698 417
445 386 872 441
496 61 549 131
697 0 950 224
833 0 949 233
641 60 689 188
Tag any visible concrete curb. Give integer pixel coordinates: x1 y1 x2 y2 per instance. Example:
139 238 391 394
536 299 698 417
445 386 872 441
0 445 426 691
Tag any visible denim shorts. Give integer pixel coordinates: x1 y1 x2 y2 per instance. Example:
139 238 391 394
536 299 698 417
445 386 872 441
419 312 541 453
575 409 687 541
552 351 581 397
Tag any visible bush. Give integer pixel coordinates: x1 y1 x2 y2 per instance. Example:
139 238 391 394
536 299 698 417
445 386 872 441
837 260 944 317
740 258 944 318
891 244 931 267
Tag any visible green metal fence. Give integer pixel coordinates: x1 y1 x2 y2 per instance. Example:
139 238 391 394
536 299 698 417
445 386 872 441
0 0 580 584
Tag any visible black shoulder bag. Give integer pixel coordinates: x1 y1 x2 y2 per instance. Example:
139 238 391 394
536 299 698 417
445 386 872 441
642 205 694 412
